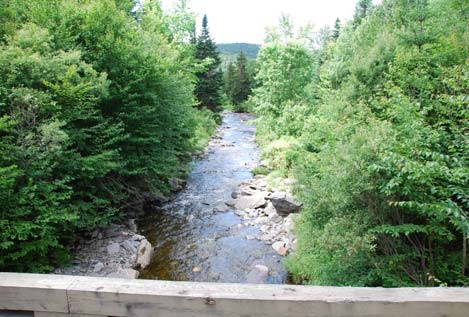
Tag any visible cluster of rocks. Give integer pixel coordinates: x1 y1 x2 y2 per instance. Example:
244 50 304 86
225 175 301 257
54 220 153 279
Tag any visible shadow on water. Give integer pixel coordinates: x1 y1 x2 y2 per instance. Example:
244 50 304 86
137 112 287 283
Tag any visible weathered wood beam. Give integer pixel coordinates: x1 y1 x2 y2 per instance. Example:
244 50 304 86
1 273 469 317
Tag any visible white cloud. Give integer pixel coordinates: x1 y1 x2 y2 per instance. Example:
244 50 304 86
161 0 364 44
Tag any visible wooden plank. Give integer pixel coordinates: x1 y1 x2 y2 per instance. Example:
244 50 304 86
0 312 33 317
0 273 75 313
66 276 469 317
1 273 469 317
35 313 105 317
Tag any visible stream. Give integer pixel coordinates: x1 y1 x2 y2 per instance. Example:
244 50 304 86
137 112 287 283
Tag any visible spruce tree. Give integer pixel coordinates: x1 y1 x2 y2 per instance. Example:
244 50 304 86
225 62 236 102
194 15 223 112
332 18 341 40
232 51 251 105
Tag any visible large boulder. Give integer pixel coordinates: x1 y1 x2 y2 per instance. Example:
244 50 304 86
136 238 153 269
272 241 288 256
267 192 302 216
235 193 267 210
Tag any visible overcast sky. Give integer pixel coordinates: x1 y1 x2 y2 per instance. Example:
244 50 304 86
160 0 364 44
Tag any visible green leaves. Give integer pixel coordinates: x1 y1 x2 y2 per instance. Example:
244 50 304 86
253 0 469 286
0 0 211 272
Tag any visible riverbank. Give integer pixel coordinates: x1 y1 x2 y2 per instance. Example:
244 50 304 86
54 220 153 279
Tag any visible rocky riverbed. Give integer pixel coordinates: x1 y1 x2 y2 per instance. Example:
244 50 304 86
54 219 154 279
55 112 300 283
227 175 300 258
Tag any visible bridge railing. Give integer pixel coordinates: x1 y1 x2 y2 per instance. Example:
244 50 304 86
0 273 468 317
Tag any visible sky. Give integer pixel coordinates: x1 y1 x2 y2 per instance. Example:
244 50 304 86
160 0 363 44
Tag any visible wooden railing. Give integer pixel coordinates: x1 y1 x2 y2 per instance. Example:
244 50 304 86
0 273 468 317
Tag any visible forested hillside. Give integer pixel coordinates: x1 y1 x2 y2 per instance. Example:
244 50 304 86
251 0 468 287
217 43 261 59
0 0 218 272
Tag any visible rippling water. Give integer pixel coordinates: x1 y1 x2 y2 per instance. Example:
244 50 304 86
138 112 287 283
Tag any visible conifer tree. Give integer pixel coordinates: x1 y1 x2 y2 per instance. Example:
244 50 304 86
194 15 223 112
232 51 251 105
332 18 341 40
224 62 236 101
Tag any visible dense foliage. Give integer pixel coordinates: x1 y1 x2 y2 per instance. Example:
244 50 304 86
0 0 215 272
194 15 224 113
224 52 256 110
252 0 469 287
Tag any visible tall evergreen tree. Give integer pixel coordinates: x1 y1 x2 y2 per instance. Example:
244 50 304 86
332 18 341 40
232 51 251 105
224 62 236 100
194 15 223 112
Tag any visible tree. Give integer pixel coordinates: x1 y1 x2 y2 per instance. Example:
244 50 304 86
231 51 251 105
0 0 214 272
252 0 469 287
224 51 254 109
332 18 341 40
224 62 236 101
194 15 223 112
353 0 373 26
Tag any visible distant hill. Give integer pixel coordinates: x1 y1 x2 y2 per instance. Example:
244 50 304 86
216 43 261 60
216 43 261 71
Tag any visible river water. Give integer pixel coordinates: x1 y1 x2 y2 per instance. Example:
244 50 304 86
137 112 287 283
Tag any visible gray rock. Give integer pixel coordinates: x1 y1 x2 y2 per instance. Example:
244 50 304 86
240 186 257 196
254 216 269 225
235 193 267 210
263 202 276 216
107 268 139 279
93 262 105 273
254 264 269 273
225 199 237 207
107 242 120 255
122 240 137 253
258 234 273 241
268 212 283 223
272 241 288 256
234 210 245 217
246 265 269 283
267 192 302 216
132 234 145 241
136 239 153 269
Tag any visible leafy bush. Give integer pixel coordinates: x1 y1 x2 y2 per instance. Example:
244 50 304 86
0 1 212 271
252 0 469 286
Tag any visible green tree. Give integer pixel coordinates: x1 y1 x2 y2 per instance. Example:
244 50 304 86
252 0 469 287
231 51 251 105
353 0 373 26
332 18 341 40
224 62 236 102
194 15 224 112
0 24 119 271
0 0 214 272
